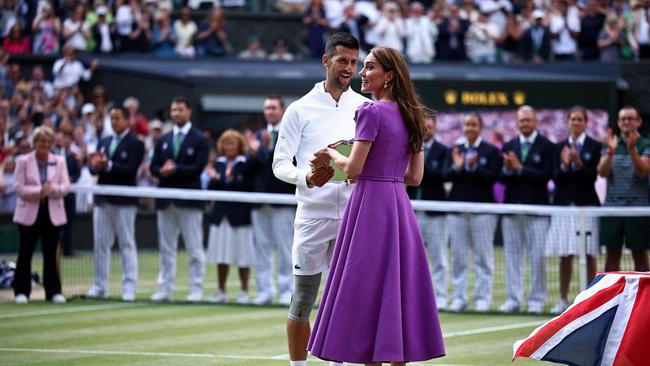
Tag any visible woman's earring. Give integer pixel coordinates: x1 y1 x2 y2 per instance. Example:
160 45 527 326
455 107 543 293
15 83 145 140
383 82 388 89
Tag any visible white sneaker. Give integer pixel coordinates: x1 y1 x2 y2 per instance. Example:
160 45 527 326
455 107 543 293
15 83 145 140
448 299 466 312
527 304 544 315
186 291 203 303
15 294 28 304
550 299 569 315
85 287 107 299
122 293 136 302
278 291 292 306
236 291 250 304
209 289 227 304
253 293 273 305
475 301 491 313
150 291 172 302
498 301 520 314
52 294 66 304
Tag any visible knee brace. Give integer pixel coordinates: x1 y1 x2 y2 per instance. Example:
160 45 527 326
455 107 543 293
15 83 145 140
287 273 322 322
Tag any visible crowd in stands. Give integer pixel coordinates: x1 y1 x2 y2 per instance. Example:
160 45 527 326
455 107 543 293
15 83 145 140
1 0 649 62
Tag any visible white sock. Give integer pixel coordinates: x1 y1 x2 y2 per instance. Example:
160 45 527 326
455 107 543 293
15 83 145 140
290 361 307 366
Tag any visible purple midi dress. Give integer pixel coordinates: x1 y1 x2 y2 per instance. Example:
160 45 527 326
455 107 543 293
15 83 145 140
308 101 446 364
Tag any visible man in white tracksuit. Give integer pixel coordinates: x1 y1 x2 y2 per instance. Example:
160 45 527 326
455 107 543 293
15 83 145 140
272 32 369 366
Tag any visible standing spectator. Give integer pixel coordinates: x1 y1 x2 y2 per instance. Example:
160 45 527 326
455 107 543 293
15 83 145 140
123 96 149 138
549 0 580 60
0 0 17 39
52 45 99 90
436 5 470 60
91 6 117 54
205 130 255 304
598 15 625 61
268 37 295 61
151 9 177 57
519 9 551 63
374 1 405 53
3 24 30 54
13 126 69 304
629 0 650 59
405 1 438 63
597 106 650 272
446 113 501 312
303 0 328 58
578 0 606 60
195 8 229 57
500 11 524 63
79 103 99 150
466 7 500 63
31 3 60 55
115 0 141 51
545 106 602 315
150 96 209 302
55 131 80 257
247 96 296 306
62 5 89 52
406 114 450 310
86 106 145 302
0 156 16 213
499 105 553 314
173 7 197 58
129 7 153 53
3 62 27 100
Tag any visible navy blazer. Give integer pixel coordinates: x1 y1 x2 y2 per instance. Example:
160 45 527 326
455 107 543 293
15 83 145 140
519 26 551 62
500 133 554 205
151 126 209 209
552 135 602 206
247 129 295 206
208 156 253 227
407 140 449 209
91 132 145 206
448 140 500 203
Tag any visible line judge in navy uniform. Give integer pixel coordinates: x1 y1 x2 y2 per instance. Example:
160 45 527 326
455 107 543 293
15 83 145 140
546 105 602 314
150 96 209 302
446 112 501 313
498 105 553 314
406 114 450 310
86 106 145 302
247 95 296 306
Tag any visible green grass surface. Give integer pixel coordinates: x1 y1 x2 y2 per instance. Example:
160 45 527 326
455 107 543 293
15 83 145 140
0 299 554 366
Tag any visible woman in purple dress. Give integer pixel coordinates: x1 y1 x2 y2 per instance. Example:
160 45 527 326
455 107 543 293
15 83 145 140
308 46 446 365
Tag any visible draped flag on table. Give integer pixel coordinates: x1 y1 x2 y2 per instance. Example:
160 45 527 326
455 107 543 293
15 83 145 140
513 272 650 366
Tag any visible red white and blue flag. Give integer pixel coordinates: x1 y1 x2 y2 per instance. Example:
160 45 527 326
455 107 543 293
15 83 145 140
513 272 650 366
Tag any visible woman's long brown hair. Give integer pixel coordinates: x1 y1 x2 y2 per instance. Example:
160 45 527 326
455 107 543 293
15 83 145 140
370 46 425 154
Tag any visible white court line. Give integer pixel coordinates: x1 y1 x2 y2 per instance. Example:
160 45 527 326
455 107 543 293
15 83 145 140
443 320 547 338
0 303 141 319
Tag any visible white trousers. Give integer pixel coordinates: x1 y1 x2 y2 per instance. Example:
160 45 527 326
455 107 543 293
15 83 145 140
416 213 449 306
155 206 205 295
252 205 296 297
92 204 138 296
502 215 549 308
447 213 498 306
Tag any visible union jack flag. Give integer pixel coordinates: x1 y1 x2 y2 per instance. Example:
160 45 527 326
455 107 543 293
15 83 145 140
513 272 650 366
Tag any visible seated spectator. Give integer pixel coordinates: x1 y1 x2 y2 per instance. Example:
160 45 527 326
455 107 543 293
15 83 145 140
28 66 54 99
91 6 117 54
549 0 580 60
466 6 500 64
405 1 438 63
62 5 89 52
32 3 61 55
598 15 625 62
436 5 470 61
3 24 30 55
238 36 267 60
52 45 99 90
3 63 28 102
129 8 153 53
196 8 229 57
151 9 177 57
519 9 551 63
174 7 197 58
303 0 328 58
268 37 295 61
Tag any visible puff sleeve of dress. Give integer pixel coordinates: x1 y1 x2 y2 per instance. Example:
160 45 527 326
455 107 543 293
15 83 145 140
354 102 380 142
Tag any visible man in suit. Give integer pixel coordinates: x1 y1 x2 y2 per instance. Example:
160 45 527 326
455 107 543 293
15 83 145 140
499 105 553 314
150 96 209 302
248 96 296 306
406 114 450 310
519 10 551 63
85 106 145 302
436 5 470 61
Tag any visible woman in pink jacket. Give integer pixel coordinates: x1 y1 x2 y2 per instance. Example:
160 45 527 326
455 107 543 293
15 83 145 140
13 126 70 304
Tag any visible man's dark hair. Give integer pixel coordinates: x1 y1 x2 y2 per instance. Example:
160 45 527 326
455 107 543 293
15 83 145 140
110 105 130 120
171 95 192 109
325 32 359 58
265 94 285 109
620 105 641 118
